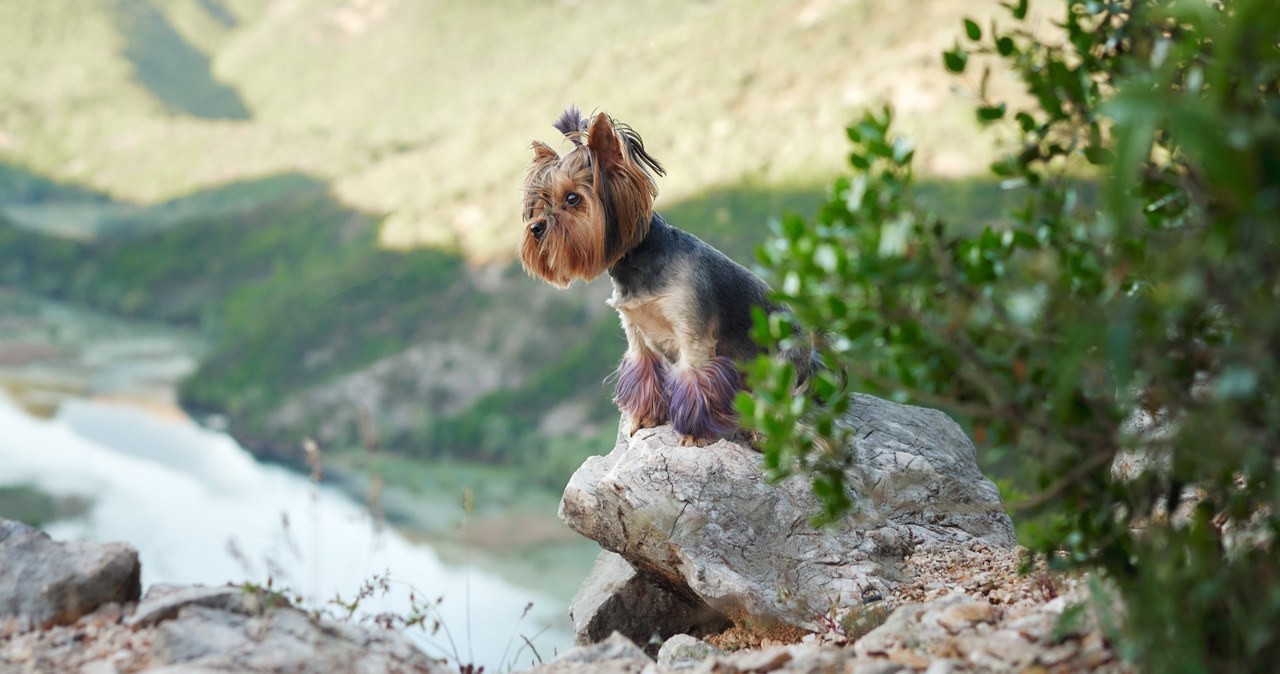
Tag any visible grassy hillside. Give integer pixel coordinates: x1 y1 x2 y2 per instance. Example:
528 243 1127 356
0 1 1027 485
0 0 1014 254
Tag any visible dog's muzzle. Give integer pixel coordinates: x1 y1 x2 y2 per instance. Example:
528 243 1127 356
529 220 547 242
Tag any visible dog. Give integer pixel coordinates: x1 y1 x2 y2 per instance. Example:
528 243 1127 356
520 107 811 447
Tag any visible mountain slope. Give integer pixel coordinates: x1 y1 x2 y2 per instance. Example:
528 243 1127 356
0 0 1012 255
0 0 1022 482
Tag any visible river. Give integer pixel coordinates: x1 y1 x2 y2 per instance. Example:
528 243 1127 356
0 292 576 671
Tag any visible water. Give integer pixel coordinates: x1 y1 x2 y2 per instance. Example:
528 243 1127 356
0 294 574 670
0 395 572 669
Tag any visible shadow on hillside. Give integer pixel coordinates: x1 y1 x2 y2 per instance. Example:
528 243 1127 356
195 0 239 28
0 163 112 204
0 166 471 459
114 0 251 120
0 161 326 240
0 168 342 311
660 183 827 260
659 177 1029 262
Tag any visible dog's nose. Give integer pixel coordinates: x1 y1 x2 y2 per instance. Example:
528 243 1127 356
529 220 547 241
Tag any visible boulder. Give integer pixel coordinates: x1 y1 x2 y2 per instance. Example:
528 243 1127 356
0 523 451 674
146 602 448 673
559 394 1015 634
0 518 141 632
126 583 274 628
523 632 652 674
655 634 723 670
140 584 450 673
569 550 730 652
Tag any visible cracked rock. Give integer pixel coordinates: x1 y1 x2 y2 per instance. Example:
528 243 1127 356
559 394 1015 635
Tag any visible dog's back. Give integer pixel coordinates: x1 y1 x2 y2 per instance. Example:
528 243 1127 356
608 214 773 363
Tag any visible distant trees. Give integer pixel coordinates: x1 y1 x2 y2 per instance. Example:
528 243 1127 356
743 1 1280 670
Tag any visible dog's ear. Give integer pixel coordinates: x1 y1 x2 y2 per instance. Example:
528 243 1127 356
530 141 559 164
587 112 625 174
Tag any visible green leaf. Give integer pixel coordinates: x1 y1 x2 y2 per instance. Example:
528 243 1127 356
964 18 981 41
892 137 916 166
1015 111 1036 132
943 47 968 74
828 296 848 318
977 103 1007 122
1011 230 1038 249
866 139 893 158
782 215 805 240
855 119 884 143
996 36 1015 56
1084 146 1115 165
735 392 756 421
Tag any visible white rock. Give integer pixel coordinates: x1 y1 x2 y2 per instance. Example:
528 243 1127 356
560 395 1015 633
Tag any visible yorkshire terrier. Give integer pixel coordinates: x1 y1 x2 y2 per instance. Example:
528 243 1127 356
520 107 811 447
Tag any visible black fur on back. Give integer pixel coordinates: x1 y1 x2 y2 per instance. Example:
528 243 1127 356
609 214 776 362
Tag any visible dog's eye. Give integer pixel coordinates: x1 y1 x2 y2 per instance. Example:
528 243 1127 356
565 192 581 207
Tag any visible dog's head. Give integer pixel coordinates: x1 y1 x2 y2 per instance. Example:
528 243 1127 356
519 107 665 287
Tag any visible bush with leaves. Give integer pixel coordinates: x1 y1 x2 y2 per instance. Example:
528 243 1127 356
742 1 1279 670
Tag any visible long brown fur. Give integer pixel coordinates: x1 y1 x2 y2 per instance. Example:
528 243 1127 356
520 112 663 287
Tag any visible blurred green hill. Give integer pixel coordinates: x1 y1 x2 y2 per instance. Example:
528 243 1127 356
0 0 1012 482
0 0 1006 254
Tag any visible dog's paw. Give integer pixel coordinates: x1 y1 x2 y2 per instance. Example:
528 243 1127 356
678 434 713 447
629 415 665 436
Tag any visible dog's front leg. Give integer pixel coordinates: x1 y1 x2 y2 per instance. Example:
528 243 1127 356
614 322 670 436
667 353 742 447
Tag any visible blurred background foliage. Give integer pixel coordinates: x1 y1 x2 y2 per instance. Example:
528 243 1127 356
745 1 1279 671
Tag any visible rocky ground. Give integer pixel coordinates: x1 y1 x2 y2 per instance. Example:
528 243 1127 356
513 546 1131 674
1 585 448 674
1 543 1127 674
2 394 1134 673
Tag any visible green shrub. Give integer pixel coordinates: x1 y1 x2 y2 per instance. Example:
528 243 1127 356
743 1 1280 671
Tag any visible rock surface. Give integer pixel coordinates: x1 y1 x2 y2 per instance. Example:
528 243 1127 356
1 538 1130 673
0 519 141 632
524 632 653 674
683 543 1129 673
656 634 723 670
0 520 451 674
146 597 445 673
125 584 250 629
559 394 1016 633
569 550 730 652
552 544 1126 674
0 582 451 674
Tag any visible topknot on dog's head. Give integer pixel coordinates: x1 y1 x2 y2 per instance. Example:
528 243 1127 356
553 106 589 146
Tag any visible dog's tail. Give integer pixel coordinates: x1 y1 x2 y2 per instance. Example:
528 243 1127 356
782 330 844 403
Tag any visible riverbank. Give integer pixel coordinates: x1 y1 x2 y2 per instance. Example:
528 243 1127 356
0 288 596 578
0 291 593 667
